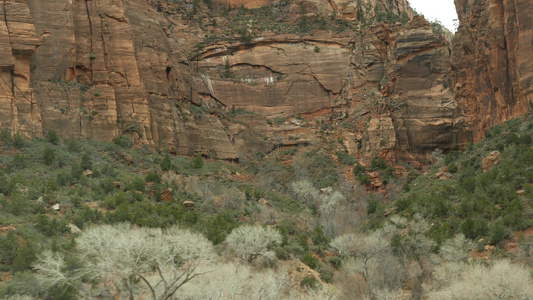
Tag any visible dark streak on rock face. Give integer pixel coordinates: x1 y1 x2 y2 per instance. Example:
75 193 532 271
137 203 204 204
452 0 533 141
1 0 530 160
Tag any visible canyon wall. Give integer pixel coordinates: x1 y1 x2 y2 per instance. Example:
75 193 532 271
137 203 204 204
0 0 501 161
452 0 533 140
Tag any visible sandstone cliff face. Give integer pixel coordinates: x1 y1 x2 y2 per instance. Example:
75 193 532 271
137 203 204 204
0 0 41 138
27 0 237 159
0 0 471 160
353 17 469 156
452 0 533 141
212 0 413 22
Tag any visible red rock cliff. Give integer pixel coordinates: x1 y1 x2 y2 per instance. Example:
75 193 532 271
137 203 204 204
0 0 472 160
452 0 533 141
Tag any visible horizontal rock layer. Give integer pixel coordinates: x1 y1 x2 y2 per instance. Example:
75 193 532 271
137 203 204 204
6 0 525 160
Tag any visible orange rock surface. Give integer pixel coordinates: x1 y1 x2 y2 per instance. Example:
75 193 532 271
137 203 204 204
0 0 529 160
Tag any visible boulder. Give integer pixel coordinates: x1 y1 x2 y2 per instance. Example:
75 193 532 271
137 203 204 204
161 188 173 202
481 151 502 173
68 223 81 234
258 198 271 207
183 201 195 210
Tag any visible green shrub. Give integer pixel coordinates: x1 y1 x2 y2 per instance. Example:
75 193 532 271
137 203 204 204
298 233 309 251
278 226 289 246
367 195 381 215
300 275 318 288
42 146 56 166
395 197 412 213
448 162 458 173
444 151 461 165
488 219 509 246
45 177 59 194
71 205 103 229
319 268 334 283
128 176 145 192
103 192 128 210
11 240 37 273
518 134 532 145
426 222 454 246
80 151 93 170
280 219 298 236
301 252 318 269
311 225 329 246
113 135 132 148
336 151 357 165
0 271 42 297
100 163 118 177
274 246 290 260
370 155 387 171
358 174 371 185
7 192 32 216
161 153 172 171
67 137 81 152
301 149 339 188
223 59 233 78
34 215 69 237
353 163 366 176
505 132 519 145
12 153 25 169
460 218 488 239
106 201 197 227
0 128 12 145
100 176 116 194
145 170 161 183
0 231 18 264
70 163 84 182
13 133 24 149
46 130 60 145
200 212 238 244
192 154 204 169
125 123 142 137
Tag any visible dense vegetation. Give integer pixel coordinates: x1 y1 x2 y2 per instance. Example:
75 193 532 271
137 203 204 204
393 117 533 246
0 113 532 299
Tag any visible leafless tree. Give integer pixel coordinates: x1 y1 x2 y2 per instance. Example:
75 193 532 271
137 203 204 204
331 232 389 282
226 225 282 263
318 190 345 236
34 223 215 300
427 260 533 299
438 234 474 263
291 180 319 226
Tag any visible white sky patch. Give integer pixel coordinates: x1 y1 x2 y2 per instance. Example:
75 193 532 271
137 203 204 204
409 0 458 32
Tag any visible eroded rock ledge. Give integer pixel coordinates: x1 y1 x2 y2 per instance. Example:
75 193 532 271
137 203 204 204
7 0 524 161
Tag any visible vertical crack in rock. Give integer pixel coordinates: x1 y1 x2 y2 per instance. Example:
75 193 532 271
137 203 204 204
84 0 93 80
2 0 13 97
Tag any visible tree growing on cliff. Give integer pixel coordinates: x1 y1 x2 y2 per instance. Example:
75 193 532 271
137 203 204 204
34 223 215 300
